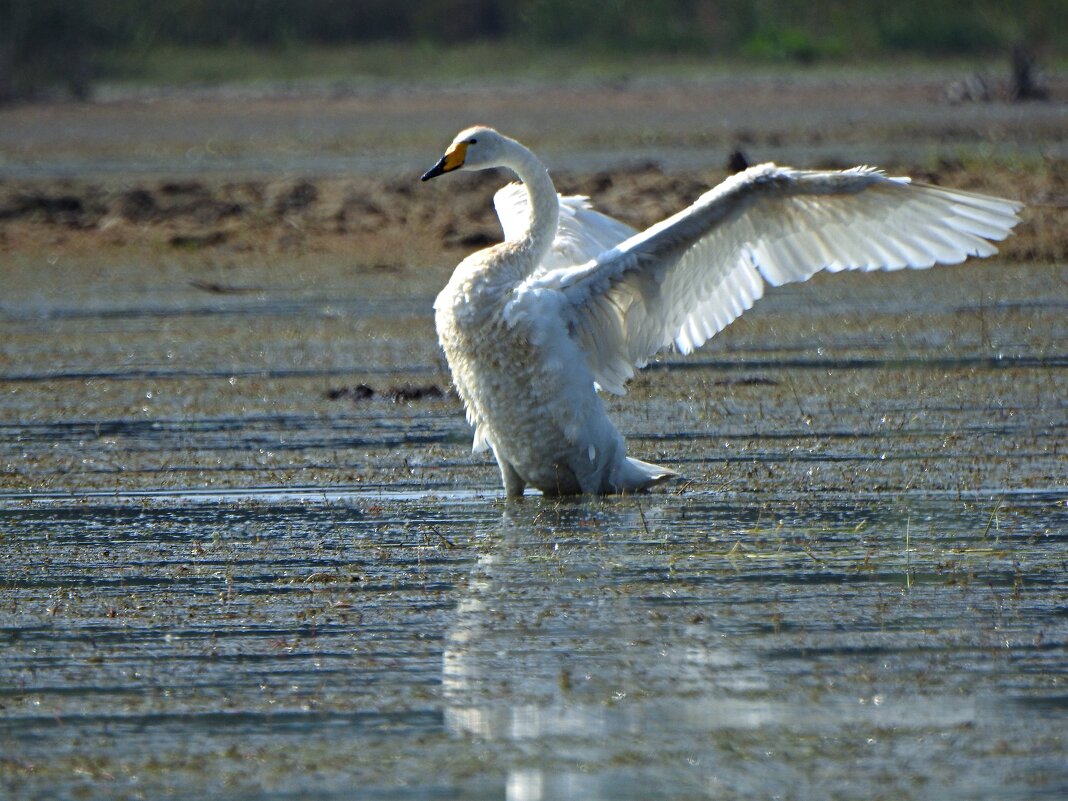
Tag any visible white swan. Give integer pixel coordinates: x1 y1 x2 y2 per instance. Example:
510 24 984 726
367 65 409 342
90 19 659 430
421 126 1022 497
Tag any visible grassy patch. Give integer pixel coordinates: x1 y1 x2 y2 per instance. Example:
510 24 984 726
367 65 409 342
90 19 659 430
92 42 1025 88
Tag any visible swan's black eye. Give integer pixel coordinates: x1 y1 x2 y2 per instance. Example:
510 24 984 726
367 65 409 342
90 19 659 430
468 138 478 145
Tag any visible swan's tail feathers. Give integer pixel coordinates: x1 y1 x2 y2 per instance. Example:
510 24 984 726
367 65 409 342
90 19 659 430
614 457 679 493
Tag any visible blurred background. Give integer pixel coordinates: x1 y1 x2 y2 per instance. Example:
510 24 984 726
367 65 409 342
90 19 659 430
1 0 1063 102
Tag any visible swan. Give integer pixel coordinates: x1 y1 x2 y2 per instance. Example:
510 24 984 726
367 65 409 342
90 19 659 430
421 126 1022 497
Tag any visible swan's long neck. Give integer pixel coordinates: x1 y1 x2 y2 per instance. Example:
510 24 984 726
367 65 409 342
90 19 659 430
502 142 559 277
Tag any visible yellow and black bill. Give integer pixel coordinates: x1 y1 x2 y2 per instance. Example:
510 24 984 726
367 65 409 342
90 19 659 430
421 141 468 181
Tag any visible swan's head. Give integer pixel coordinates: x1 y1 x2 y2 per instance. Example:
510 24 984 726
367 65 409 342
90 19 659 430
421 126 511 181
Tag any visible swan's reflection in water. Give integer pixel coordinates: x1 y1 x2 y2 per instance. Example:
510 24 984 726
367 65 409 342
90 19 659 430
437 496 1055 801
442 502 789 799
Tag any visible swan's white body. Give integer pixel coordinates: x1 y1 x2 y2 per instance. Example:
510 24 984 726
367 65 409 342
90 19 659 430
422 127 1022 497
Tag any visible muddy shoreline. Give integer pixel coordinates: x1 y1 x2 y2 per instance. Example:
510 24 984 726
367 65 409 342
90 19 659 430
3 69 1066 268
1 156 1065 270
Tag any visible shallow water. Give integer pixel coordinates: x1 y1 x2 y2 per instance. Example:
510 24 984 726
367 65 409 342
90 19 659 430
2 256 1067 799
2 487 1067 800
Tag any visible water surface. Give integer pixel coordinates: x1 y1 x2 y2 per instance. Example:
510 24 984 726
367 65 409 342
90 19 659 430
2 256 1067 799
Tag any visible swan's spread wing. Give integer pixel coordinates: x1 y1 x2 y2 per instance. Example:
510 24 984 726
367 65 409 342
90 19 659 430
525 163 1022 395
494 182 637 273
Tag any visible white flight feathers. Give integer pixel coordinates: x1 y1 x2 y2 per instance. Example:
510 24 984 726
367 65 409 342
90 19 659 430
495 162 1021 396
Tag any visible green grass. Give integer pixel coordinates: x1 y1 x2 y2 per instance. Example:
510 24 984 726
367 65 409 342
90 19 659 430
93 41 1037 89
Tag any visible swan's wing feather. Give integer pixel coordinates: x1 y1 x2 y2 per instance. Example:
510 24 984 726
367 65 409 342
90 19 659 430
494 182 637 272
492 183 531 242
529 163 1022 395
